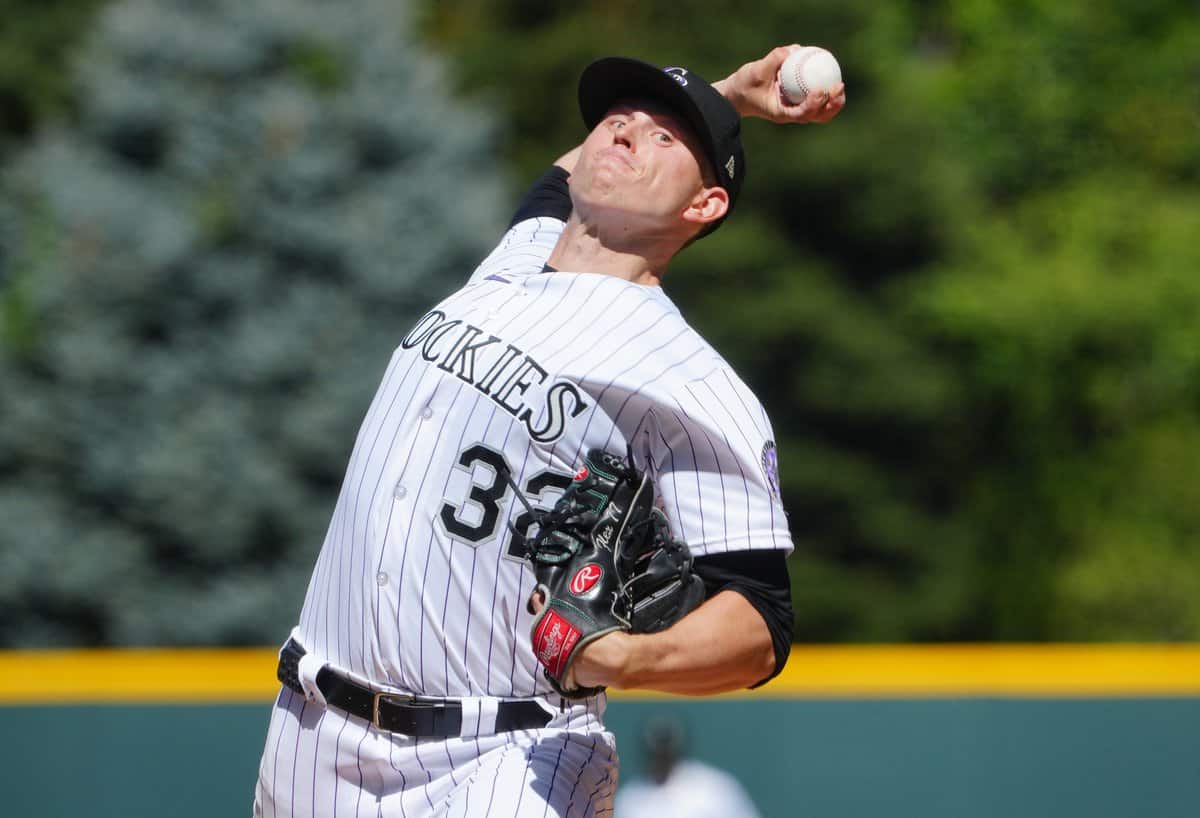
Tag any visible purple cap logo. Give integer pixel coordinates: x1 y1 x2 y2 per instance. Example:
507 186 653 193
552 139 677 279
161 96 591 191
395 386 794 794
665 67 689 86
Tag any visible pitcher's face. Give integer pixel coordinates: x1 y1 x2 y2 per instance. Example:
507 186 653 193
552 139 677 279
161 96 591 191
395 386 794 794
570 100 727 238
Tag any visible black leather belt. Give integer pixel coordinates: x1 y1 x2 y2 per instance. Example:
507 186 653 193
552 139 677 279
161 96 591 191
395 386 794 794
276 639 552 737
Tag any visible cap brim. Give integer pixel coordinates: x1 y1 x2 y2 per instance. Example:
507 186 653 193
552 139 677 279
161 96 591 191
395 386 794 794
578 57 719 176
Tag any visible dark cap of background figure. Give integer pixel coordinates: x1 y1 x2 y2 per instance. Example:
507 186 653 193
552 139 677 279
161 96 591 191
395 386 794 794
578 57 746 235
642 717 687 784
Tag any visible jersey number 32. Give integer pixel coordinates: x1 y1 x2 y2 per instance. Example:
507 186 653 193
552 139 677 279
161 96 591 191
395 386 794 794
439 444 572 561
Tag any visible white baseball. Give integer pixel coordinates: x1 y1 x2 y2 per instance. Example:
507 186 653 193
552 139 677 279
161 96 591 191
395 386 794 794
779 46 842 104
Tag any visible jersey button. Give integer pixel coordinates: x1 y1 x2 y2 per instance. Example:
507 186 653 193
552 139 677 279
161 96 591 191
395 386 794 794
420 406 433 420
393 483 407 499
376 572 389 586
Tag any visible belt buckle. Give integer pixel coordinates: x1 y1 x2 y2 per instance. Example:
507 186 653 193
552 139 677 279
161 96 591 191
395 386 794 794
372 691 416 731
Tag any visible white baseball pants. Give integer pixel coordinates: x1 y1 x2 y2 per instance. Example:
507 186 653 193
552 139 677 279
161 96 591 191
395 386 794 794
254 687 618 818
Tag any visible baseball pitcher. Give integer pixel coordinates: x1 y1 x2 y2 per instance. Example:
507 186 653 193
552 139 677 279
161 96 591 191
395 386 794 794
254 45 845 818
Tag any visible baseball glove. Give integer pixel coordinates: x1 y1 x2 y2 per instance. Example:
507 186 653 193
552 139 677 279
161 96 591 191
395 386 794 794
521 449 706 698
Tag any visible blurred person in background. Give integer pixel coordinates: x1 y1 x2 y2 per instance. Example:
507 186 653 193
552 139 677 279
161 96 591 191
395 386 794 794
616 717 764 818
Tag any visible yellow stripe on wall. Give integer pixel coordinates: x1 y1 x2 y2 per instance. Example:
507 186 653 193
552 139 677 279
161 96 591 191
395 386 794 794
0 645 1198 704
0 648 280 704
706 644 1200 700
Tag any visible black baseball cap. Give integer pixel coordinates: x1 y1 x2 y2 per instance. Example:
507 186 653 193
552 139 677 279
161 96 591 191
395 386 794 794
578 57 745 233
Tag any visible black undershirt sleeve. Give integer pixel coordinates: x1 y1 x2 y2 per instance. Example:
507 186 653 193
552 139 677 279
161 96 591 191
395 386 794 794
690 550 794 688
507 166 572 228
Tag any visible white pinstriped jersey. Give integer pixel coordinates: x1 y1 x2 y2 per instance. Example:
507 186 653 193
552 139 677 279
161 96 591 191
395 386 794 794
293 215 792 701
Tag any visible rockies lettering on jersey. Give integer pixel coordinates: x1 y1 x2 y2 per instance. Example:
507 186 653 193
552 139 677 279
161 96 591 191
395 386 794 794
401 308 589 443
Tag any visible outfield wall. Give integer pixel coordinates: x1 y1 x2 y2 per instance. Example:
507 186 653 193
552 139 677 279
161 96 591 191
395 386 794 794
2 646 1197 818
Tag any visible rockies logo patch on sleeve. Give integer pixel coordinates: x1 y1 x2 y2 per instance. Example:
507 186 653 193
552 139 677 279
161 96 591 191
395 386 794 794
761 441 781 500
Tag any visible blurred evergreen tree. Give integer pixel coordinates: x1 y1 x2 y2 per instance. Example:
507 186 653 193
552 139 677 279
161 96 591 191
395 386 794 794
0 0 507 645
420 0 1200 641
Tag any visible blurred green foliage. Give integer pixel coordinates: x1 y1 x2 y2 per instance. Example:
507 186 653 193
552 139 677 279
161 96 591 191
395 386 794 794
1 0 1197 645
418 0 1200 641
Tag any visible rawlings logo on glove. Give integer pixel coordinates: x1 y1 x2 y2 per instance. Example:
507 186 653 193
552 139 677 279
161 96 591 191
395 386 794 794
515 448 706 698
533 612 579 679
570 564 603 595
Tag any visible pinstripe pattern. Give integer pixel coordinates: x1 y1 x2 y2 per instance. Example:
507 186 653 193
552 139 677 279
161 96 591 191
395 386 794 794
257 215 789 815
